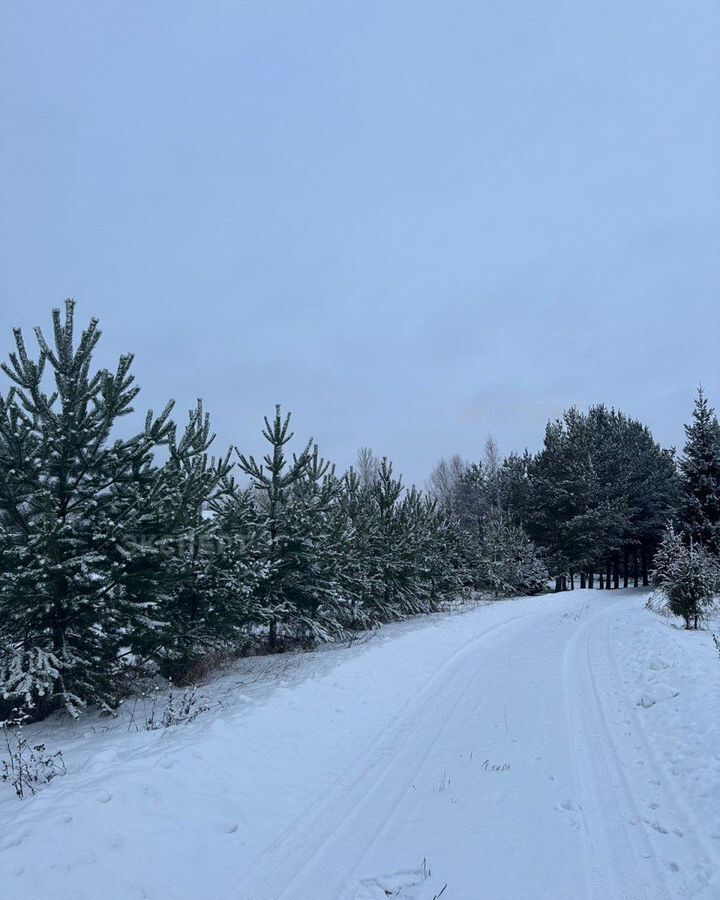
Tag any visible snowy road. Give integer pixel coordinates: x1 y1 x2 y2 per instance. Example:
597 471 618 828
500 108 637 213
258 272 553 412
2 590 719 900
238 593 716 900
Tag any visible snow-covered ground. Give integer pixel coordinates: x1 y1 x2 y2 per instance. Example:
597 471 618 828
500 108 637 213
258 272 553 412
1 589 718 900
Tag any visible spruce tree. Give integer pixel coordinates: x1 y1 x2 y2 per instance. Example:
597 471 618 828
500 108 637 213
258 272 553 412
653 525 719 628
679 388 720 553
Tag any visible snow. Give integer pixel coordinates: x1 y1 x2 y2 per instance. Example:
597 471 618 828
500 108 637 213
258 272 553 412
1 589 718 899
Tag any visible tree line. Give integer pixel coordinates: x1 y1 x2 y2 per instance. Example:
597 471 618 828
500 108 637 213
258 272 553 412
429 389 720 626
1 302 718 717
0 303 466 716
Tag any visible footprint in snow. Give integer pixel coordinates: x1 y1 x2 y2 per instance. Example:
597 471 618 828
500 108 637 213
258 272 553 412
87 749 120 773
555 799 582 830
356 868 426 899
644 818 682 836
637 684 679 708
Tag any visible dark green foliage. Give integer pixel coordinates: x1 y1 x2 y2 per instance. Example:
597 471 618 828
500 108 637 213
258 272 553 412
236 407 351 647
679 388 720 553
134 404 268 678
525 405 678 586
0 301 176 714
2 300 710 719
427 453 546 596
0 305 470 718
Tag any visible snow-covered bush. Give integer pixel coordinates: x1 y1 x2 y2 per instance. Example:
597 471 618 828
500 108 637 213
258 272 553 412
652 526 720 629
1 709 65 798
129 683 211 731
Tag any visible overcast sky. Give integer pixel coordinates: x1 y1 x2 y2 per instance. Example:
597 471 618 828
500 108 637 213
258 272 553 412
1 1 718 485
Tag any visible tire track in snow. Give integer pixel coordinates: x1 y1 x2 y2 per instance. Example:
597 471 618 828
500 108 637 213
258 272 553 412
238 594 713 900
236 604 551 900
597 604 718 897
563 598 673 900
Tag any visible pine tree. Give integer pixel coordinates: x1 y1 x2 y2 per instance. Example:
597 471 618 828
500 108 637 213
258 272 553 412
0 301 176 715
368 457 407 620
653 525 719 628
477 513 548 597
133 402 267 678
526 405 677 589
679 388 720 553
281 446 356 640
237 407 353 647
338 467 381 627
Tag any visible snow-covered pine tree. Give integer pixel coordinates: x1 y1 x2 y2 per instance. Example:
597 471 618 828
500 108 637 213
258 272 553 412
679 388 720 553
0 301 176 716
653 524 720 629
132 402 267 679
396 487 467 612
393 486 437 615
344 459 468 623
281 445 356 641
495 451 533 524
208 480 271 644
237 407 347 648
368 457 407 620
476 512 548 598
526 405 677 590
338 466 382 627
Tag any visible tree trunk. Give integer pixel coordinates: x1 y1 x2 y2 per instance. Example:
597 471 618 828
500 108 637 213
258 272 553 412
633 550 639 588
623 546 629 588
641 546 649 586
613 554 620 590
588 571 594 589
599 572 604 590
268 618 277 651
555 576 562 593
570 571 575 590
580 572 586 589
606 558 612 590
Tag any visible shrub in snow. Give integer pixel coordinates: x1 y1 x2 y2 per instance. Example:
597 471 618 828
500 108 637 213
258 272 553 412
129 683 211 731
652 526 720 629
1 709 65 798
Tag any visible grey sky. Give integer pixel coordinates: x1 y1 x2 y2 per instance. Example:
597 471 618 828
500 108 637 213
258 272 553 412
1 1 718 486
